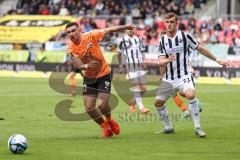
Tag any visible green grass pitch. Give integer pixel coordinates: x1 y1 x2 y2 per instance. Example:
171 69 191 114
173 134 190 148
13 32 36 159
0 77 240 160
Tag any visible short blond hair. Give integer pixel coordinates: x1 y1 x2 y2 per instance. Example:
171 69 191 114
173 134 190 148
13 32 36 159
164 12 178 22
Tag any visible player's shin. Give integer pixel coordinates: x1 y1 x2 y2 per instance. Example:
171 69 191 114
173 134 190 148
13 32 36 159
86 106 105 125
188 98 200 128
156 105 173 130
133 91 144 110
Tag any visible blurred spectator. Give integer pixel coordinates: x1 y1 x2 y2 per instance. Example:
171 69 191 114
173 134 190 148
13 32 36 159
37 47 47 63
178 19 186 31
213 19 222 31
27 47 36 62
185 0 194 14
95 0 104 15
39 3 50 15
233 37 240 47
58 4 69 16
230 21 239 31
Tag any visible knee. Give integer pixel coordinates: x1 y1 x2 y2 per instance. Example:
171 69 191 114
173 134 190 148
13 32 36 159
141 85 147 92
98 102 108 109
184 90 195 100
154 100 165 107
85 106 94 112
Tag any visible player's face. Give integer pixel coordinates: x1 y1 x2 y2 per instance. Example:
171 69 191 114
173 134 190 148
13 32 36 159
66 25 81 44
126 29 134 36
164 17 177 32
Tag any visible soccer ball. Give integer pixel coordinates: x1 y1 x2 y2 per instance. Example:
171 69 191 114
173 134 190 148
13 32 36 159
8 134 28 154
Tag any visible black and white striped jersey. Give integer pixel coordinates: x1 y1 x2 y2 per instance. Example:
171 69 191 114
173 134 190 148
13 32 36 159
117 34 145 70
158 30 199 80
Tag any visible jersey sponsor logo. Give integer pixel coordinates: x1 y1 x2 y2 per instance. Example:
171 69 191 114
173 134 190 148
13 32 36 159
166 46 184 54
105 81 110 88
83 84 87 92
179 39 183 43
87 42 93 49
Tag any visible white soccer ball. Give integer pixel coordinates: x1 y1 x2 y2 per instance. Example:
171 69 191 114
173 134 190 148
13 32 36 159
8 134 28 154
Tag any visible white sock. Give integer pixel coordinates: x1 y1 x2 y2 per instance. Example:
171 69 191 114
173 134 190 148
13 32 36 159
189 98 200 128
134 91 144 110
156 106 173 130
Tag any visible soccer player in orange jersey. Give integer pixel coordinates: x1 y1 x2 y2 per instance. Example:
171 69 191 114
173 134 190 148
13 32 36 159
66 22 135 138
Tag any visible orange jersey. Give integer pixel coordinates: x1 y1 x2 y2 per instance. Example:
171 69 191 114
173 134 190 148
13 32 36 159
67 30 110 78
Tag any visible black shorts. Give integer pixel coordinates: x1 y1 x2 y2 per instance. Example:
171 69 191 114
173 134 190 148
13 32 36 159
83 73 112 95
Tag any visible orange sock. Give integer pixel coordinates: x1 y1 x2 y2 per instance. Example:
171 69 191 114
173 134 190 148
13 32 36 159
100 121 110 130
173 95 187 112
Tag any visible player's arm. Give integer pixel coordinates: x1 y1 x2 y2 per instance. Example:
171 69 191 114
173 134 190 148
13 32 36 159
101 24 135 34
117 51 125 73
117 51 123 66
67 54 97 69
159 63 167 80
140 38 147 69
158 39 175 66
186 33 229 67
196 45 229 67
117 40 123 66
71 55 87 69
141 51 148 70
116 40 125 73
158 55 176 66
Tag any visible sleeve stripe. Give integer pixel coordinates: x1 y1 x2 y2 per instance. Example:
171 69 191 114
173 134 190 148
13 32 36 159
186 34 197 45
119 41 123 50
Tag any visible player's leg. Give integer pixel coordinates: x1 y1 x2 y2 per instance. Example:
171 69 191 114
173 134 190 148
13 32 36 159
69 71 77 96
179 89 203 112
129 71 149 113
97 92 120 135
155 81 174 134
83 94 113 138
83 77 113 138
172 91 190 118
179 76 206 137
138 72 150 114
96 73 120 135
128 72 138 112
190 75 203 112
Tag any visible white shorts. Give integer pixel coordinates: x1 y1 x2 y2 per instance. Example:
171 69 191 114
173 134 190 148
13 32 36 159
156 74 195 101
127 70 147 84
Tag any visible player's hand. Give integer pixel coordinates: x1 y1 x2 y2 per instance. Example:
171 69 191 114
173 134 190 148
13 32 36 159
216 59 230 68
87 60 99 69
168 54 176 62
125 24 135 30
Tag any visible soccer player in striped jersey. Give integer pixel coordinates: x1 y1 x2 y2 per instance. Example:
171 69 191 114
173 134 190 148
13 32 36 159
155 12 229 137
159 31 190 118
117 29 150 114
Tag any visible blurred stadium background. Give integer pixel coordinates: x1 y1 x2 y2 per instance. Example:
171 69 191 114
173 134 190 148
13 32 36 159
0 0 239 84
